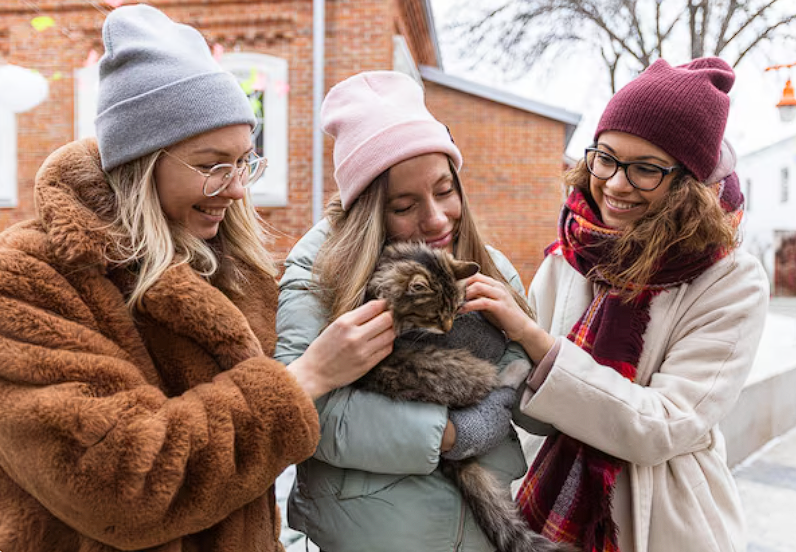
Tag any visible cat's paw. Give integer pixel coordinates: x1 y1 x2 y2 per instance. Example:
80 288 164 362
498 359 532 388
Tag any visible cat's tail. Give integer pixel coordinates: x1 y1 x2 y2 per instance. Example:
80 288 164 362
440 459 580 552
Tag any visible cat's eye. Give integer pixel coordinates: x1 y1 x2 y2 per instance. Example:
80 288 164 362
408 275 430 294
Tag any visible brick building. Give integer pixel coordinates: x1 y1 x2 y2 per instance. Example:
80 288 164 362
0 0 579 284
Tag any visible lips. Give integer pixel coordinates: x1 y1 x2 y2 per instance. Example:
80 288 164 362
194 206 226 217
604 196 642 211
425 232 452 249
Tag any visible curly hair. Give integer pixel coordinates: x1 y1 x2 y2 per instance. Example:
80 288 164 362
565 159 738 296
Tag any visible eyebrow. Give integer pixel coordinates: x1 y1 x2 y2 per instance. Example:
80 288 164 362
387 172 453 201
596 143 673 165
188 146 254 157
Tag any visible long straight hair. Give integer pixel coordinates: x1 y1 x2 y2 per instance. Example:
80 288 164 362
566 159 738 296
315 158 532 322
105 151 277 312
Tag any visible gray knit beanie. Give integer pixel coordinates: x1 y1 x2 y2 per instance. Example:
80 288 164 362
96 4 255 171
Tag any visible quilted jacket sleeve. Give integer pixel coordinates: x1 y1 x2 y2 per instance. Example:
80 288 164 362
0 241 320 549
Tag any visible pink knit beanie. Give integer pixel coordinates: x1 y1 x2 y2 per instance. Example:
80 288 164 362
595 57 735 182
321 71 463 210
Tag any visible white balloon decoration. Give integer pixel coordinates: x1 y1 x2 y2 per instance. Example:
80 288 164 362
0 64 49 113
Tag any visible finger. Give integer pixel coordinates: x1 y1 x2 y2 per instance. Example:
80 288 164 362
341 299 389 325
465 281 505 301
460 297 499 314
365 331 395 364
358 310 395 337
465 273 497 286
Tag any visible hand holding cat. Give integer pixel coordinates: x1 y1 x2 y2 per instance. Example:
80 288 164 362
461 273 555 364
288 299 395 399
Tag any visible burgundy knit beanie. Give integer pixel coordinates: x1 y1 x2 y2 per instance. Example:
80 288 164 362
595 57 735 182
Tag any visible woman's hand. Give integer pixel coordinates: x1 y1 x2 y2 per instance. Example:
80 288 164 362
460 273 555 363
289 300 395 399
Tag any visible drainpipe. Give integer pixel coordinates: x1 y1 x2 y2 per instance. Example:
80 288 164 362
312 0 325 224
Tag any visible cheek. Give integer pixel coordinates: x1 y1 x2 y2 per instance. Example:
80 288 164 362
385 214 413 241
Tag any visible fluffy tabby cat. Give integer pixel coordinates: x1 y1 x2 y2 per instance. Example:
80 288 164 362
353 242 577 552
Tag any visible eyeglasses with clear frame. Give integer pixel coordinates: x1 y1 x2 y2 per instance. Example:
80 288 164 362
584 147 680 191
160 149 268 197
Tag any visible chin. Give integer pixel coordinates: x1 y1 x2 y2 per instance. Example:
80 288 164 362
190 225 221 241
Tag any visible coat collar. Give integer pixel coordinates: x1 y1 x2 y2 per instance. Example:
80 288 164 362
33 138 273 367
34 138 118 272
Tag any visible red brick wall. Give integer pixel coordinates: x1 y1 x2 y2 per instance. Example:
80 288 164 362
424 82 567 286
1 0 568 283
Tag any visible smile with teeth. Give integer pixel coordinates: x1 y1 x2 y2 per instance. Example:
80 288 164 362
605 196 641 210
195 206 226 217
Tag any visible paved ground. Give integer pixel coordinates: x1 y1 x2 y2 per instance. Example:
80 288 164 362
734 426 796 551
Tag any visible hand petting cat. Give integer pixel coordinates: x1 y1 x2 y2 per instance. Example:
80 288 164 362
460 273 556 364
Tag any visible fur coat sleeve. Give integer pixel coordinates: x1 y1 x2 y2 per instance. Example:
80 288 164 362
0 139 320 552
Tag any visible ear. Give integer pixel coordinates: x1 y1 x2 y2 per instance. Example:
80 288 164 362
451 259 479 280
407 274 432 295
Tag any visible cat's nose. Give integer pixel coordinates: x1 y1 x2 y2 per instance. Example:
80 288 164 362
443 318 453 332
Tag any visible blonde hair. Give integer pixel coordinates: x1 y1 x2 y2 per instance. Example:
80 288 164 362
565 160 738 296
315 159 532 321
105 151 277 312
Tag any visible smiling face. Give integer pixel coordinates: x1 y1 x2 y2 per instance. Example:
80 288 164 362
154 124 252 240
384 153 462 252
589 131 679 229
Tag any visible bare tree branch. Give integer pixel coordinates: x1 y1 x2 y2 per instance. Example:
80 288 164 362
442 0 796 88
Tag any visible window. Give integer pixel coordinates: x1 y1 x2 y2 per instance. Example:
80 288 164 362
782 167 790 204
221 53 288 207
0 109 17 207
74 52 289 207
75 64 99 141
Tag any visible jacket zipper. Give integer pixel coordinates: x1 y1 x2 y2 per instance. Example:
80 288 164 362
453 499 466 551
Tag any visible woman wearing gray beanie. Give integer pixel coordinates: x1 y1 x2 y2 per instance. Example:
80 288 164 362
0 5 393 552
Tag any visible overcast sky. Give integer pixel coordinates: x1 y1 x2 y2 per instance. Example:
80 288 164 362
429 0 796 159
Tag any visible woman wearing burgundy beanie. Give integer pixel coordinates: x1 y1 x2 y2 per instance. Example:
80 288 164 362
275 70 560 551
461 58 769 551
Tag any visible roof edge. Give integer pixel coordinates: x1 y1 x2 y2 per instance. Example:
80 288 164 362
421 0 444 70
420 65 582 133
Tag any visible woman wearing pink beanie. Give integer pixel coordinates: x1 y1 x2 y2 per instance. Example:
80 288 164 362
459 57 769 551
274 70 552 551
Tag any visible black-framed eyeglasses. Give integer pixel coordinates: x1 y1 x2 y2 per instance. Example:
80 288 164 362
584 147 680 191
160 149 268 197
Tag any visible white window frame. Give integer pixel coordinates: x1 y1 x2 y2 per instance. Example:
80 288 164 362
75 64 100 141
0 109 17 207
74 53 289 208
221 52 289 207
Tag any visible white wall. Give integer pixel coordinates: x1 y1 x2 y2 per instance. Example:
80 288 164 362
737 135 796 287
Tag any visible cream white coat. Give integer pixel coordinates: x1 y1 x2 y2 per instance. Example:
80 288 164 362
520 249 769 552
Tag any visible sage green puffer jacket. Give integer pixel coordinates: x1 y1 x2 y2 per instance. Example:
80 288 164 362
275 220 537 552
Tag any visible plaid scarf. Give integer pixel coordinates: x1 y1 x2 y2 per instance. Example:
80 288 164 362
516 187 736 551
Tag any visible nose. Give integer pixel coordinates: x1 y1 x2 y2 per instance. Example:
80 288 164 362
218 171 247 201
421 201 448 233
605 166 635 192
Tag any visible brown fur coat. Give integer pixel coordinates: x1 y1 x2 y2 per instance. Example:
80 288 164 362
0 139 320 552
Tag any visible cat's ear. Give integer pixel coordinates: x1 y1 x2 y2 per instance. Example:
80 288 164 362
407 274 432 295
451 259 480 280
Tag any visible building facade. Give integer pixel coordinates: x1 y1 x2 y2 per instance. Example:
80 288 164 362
737 134 796 296
0 0 578 284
